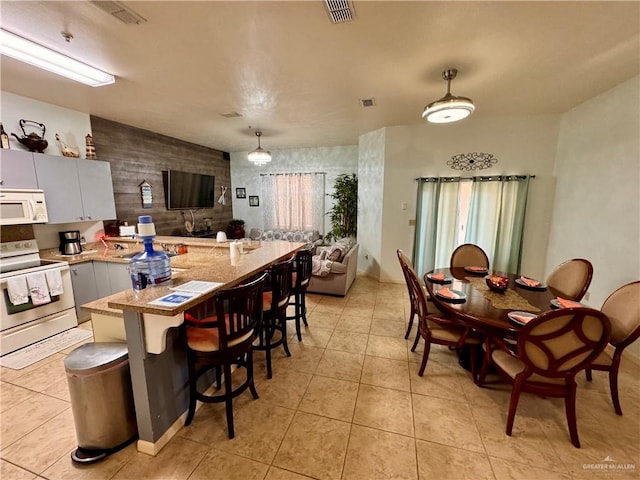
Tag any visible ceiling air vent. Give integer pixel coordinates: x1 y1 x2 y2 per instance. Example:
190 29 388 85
221 111 243 118
323 0 356 24
91 1 147 25
360 98 375 108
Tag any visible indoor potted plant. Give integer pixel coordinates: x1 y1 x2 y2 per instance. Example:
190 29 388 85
326 173 357 242
226 219 245 239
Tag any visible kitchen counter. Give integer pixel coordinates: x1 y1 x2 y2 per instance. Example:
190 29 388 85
84 239 304 457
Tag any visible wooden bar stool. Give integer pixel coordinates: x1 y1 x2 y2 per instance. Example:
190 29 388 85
183 273 267 439
254 257 294 378
287 246 313 341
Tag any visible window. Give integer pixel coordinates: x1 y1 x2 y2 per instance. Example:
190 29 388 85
413 175 531 275
262 173 325 232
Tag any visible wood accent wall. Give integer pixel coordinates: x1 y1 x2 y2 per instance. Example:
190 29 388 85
90 116 232 236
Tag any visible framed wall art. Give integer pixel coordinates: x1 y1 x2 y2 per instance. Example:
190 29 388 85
236 187 246 199
249 195 260 207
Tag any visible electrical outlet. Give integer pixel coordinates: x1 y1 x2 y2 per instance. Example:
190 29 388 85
583 292 590 302
401 202 407 211
409 219 416 226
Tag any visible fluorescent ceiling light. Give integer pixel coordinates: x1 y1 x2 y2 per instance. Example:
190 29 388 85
0 29 115 87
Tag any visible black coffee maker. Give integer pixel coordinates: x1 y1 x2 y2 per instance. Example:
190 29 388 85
59 230 82 255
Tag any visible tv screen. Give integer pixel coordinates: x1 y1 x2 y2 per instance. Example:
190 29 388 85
164 170 215 209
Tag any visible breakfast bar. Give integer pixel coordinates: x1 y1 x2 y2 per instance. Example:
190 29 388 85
105 240 305 455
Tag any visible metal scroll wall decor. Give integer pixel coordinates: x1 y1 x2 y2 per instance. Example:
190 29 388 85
447 152 497 171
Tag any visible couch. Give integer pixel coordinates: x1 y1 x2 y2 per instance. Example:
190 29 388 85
249 228 320 243
307 240 359 296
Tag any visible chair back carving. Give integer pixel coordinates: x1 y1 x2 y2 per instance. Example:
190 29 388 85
185 273 267 351
293 247 313 290
601 281 640 347
450 244 490 270
517 308 610 378
546 258 593 301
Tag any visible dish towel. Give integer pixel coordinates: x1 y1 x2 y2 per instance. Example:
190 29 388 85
45 269 64 296
7 275 29 306
26 272 51 306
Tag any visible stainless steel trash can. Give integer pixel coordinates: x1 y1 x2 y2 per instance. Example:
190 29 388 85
65 342 137 463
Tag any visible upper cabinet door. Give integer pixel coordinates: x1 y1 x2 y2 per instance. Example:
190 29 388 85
33 154 84 223
77 160 116 221
0 150 38 189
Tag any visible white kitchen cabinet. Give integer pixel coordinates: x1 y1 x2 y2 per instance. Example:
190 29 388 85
107 262 131 293
0 150 38 189
77 160 117 221
33 154 116 223
69 262 99 323
93 261 131 296
93 261 112 298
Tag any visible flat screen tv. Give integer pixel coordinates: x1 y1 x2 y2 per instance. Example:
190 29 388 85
164 170 215 209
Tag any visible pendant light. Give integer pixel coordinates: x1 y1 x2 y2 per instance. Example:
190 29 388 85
422 68 474 124
247 131 272 166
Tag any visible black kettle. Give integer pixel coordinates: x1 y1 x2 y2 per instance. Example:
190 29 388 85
11 119 48 153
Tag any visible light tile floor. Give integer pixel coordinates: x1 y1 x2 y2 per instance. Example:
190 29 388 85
1 276 639 480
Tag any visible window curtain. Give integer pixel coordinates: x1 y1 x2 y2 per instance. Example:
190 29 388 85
465 175 531 273
262 173 325 233
413 177 461 276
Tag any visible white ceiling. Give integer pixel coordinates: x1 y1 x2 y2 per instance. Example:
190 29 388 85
1 1 638 153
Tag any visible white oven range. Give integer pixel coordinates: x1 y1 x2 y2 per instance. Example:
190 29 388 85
0 240 78 356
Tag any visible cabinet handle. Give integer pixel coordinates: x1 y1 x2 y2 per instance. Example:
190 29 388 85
71 268 77 274
78 216 84 220
87 215 92 220
0 180 4 185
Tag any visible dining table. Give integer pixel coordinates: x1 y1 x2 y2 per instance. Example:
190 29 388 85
424 267 560 383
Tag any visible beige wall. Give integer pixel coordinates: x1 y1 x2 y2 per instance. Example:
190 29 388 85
548 76 640 359
365 115 560 283
357 129 386 279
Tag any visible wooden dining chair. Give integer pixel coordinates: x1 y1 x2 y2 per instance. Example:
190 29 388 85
397 249 422 345
183 273 267 439
449 243 490 270
286 246 314 341
254 256 294 379
489 307 610 448
398 251 480 375
585 280 640 415
546 258 593 301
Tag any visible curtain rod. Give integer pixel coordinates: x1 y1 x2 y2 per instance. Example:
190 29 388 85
260 172 326 176
415 175 535 182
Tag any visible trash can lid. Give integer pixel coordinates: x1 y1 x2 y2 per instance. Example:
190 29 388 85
64 343 129 375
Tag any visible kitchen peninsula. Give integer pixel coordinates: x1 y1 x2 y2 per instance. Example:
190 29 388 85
65 238 305 456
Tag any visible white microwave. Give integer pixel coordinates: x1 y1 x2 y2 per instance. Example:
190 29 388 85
0 188 48 225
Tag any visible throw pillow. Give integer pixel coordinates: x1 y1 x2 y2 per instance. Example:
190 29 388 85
327 245 343 262
261 230 274 241
291 231 305 242
273 231 283 240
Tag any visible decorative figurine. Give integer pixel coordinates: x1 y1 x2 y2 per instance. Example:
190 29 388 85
85 134 97 159
55 133 80 157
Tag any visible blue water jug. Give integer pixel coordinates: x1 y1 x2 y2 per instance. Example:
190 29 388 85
129 215 171 291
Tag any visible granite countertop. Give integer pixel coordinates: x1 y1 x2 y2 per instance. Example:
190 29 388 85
43 237 301 319
106 240 303 316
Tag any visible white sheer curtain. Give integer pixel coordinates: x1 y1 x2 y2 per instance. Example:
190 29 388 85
262 173 325 233
414 174 531 276
465 175 531 273
413 177 461 276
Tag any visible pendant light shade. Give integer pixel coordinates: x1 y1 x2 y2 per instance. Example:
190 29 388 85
422 69 474 124
247 131 271 166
